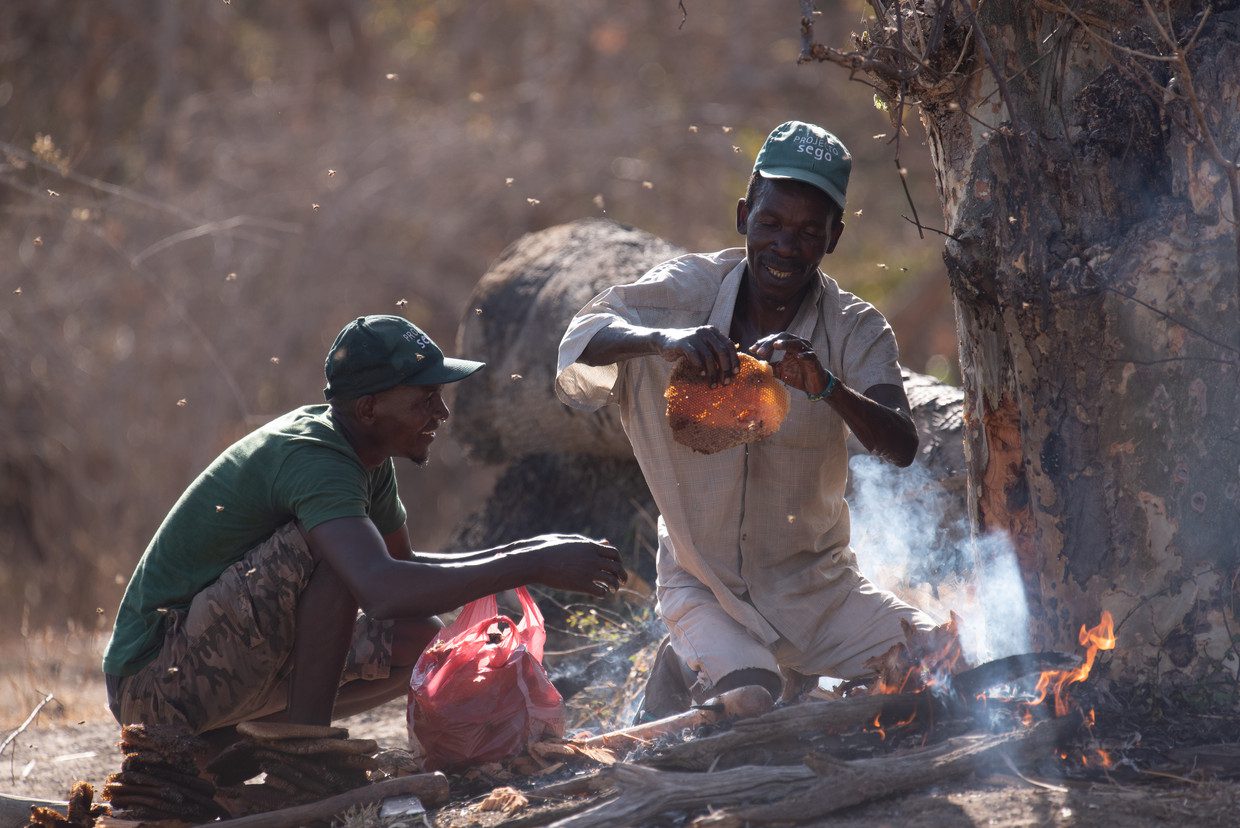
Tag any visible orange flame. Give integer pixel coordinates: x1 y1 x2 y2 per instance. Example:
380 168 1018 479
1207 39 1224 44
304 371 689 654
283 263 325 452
1027 611 1115 717
870 708 919 742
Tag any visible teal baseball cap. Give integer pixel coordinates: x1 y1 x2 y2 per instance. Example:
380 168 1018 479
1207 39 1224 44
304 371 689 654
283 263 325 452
753 121 851 211
323 315 484 400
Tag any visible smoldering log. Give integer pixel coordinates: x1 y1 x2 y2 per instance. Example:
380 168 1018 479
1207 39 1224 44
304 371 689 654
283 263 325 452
640 652 1082 771
950 651 1081 699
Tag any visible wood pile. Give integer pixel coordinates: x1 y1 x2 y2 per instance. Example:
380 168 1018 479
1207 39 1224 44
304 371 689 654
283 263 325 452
423 649 1091 827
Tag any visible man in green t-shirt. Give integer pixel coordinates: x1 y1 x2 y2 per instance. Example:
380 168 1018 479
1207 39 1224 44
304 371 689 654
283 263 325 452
103 314 625 736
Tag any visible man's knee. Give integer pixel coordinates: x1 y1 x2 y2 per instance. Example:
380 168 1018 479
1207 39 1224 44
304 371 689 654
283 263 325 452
714 667 782 700
391 616 443 666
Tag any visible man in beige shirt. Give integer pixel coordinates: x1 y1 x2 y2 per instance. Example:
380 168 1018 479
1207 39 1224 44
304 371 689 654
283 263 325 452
556 121 934 717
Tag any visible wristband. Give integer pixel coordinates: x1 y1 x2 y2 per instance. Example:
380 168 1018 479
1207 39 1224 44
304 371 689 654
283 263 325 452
806 371 838 402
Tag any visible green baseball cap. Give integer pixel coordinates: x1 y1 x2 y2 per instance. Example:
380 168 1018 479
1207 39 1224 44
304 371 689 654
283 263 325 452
753 121 851 211
323 315 484 400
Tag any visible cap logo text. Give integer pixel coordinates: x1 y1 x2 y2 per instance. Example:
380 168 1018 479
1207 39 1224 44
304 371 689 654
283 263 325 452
402 330 432 349
794 133 839 162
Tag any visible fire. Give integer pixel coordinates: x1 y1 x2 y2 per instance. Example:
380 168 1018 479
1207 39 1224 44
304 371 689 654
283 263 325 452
870 709 918 742
1078 748 1113 768
864 613 969 696
1026 611 1115 717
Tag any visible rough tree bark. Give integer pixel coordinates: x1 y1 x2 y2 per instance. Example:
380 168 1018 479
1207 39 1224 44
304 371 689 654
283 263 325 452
803 1 1239 694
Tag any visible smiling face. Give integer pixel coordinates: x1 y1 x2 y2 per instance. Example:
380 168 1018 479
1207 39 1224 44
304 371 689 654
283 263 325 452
737 177 844 307
368 383 450 466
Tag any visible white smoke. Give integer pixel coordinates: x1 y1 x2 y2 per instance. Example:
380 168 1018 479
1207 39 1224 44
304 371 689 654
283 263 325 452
847 454 1030 664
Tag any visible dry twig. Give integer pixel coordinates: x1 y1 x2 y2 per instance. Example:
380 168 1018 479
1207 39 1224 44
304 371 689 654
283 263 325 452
1 693 54 762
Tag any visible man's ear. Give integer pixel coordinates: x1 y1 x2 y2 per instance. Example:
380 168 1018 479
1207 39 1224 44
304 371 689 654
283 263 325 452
354 393 378 425
736 198 749 235
825 219 845 254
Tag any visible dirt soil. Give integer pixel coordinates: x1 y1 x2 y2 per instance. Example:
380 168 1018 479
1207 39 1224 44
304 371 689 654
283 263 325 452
3 682 1238 827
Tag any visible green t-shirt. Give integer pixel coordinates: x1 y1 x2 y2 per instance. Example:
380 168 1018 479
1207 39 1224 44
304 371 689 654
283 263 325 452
102 405 407 676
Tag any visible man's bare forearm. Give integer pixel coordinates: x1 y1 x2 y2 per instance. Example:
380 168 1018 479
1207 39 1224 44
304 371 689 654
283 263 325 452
407 540 524 565
825 382 919 467
366 552 537 619
578 321 667 366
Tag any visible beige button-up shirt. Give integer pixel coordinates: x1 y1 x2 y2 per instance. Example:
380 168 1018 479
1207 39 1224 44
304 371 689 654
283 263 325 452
555 248 904 651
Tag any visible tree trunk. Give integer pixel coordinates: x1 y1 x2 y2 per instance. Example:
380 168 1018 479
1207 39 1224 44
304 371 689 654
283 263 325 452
830 2 1240 692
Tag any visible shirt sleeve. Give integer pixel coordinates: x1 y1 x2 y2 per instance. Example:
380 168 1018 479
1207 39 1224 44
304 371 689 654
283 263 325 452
272 448 376 534
367 459 407 535
555 257 722 412
836 298 905 394
555 307 631 412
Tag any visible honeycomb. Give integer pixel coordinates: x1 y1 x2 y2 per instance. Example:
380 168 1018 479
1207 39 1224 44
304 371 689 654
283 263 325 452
664 352 790 454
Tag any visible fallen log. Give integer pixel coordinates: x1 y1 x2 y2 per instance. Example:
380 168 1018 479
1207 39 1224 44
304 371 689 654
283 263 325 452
574 686 772 754
549 714 1077 828
209 772 449 828
650 692 923 770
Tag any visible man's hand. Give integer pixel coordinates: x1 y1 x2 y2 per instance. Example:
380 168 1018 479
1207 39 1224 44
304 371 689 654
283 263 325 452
749 333 920 466
749 332 829 396
520 534 628 597
656 326 740 388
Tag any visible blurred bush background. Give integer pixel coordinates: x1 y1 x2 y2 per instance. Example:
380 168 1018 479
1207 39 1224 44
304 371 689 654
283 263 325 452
0 0 956 632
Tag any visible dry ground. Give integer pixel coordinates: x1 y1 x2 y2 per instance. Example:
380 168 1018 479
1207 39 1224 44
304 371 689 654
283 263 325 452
2 639 1236 827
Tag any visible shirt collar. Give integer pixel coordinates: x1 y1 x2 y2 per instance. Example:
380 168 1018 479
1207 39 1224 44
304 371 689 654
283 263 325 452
707 258 825 343
706 256 746 331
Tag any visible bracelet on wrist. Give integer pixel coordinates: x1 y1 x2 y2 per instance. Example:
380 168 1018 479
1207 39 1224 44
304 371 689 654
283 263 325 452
806 371 838 402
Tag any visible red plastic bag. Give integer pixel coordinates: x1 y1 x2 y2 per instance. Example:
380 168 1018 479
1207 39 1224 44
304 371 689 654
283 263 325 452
407 587 566 770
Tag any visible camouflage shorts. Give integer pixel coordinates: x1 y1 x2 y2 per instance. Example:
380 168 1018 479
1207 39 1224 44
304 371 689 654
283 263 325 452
111 523 394 733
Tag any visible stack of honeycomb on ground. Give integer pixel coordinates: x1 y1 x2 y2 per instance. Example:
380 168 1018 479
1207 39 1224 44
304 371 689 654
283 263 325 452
665 352 790 454
25 782 106 827
207 722 378 813
103 724 227 822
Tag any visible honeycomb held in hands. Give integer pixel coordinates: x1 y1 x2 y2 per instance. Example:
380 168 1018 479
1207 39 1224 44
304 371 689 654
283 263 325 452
664 352 790 454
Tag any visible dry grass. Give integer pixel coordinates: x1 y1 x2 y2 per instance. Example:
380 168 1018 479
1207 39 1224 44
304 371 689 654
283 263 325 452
0 621 110 730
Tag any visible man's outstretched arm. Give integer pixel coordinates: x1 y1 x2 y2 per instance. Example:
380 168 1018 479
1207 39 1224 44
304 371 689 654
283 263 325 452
313 517 626 620
382 524 535 565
